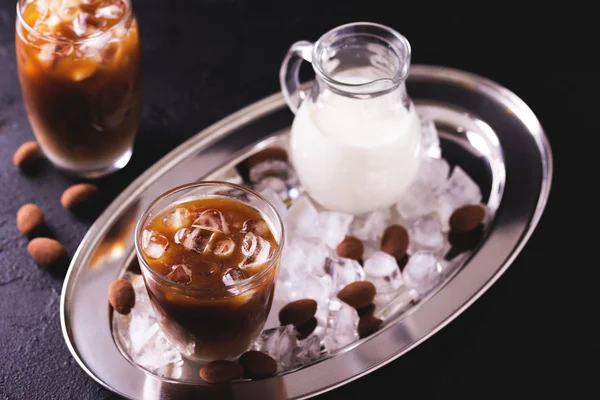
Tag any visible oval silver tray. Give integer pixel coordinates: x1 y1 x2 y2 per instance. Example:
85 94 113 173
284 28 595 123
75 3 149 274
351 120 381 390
60 65 552 399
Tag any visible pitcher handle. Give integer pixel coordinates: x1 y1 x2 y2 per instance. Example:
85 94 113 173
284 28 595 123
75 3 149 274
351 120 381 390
279 40 314 114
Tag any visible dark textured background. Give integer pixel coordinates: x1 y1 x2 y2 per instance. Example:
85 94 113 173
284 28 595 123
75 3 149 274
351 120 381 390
0 2 595 399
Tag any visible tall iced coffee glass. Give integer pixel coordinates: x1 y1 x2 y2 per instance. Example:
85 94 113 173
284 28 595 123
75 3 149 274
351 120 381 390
16 0 142 178
135 182 284 362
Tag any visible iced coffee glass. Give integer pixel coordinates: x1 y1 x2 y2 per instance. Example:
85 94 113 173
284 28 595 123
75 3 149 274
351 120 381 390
15 0 142 178
135 182 284 362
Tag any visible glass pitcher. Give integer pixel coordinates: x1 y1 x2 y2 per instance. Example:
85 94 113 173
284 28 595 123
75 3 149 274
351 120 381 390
280 22 422 215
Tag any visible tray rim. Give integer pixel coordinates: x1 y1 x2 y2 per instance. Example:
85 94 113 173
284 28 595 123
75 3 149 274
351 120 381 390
60 64 553 398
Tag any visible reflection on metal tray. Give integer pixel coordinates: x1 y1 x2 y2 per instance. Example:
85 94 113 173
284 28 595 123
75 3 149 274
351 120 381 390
60 65 552 399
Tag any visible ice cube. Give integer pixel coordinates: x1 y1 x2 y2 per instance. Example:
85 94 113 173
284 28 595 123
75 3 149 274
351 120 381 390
362 241 379 261
420 117 442 159
32 13 62 36
249 159 297 184
48 0 82 19
253 325 298 369
174 227 214 253
129 273 147 300
280 239 323 280
173 227 190 245
141 230 169 259
41 14 61 30
70 61 98 81
349 208 391 242
239 232 274 269
437 166 482 227
95 4 122 19
79 30 109 51
280 238 332 281
112 313 131 352
283 273 334 307
292 335 321 367
134 328 183 373
38 43 56 63
55 42 74 57
324 299 359 352
326 257 365 293
192 209 229 234
127 276 157 352
374 287 413 320
32 19 49 36
130 322 159 357
409 214 445 251
395 180 439 221
222 267 248 286
250 160 301 202
154 361 183 380
312 211 354 249
162 208 191 230
280 271 333 339
403 251 444 298
254 177 289 203
285 195 318 238
258 187 288 220
165 264 192 285
363 251 404 293
241 232 257 256
213 237 235 257
72 12 90 36
57 5 80 21
114 274 184 374
241 219 270 236
416 158 450 194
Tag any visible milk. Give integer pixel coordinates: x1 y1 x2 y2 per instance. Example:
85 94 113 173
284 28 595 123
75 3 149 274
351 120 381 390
290 85 422 215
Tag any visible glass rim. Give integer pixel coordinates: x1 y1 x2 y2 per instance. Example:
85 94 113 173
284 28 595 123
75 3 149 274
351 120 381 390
16 0 133 45
311 21 412 94
134 181 285 294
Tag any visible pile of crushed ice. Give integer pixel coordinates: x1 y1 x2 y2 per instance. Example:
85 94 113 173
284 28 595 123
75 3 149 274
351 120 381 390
250 115 483 357
113 116 484 376
112 273 184 378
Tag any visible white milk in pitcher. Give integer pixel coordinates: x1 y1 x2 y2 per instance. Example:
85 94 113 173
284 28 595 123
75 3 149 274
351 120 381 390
290 81 422 215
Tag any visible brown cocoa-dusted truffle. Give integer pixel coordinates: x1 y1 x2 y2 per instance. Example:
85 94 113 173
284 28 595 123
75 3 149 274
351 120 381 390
279 299 317 326
381 224 409 260
337 281 376 310
27 237 67 267
108 279 135 315
13 141 41 170
60 183 98 210
200 360 243 383
449 204 486 233
239 351 278 379
16 203 44 235
336 236 364 261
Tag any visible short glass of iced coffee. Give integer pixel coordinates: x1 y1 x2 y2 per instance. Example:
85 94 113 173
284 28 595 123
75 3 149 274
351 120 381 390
134 182 285 362
15 0 142 177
